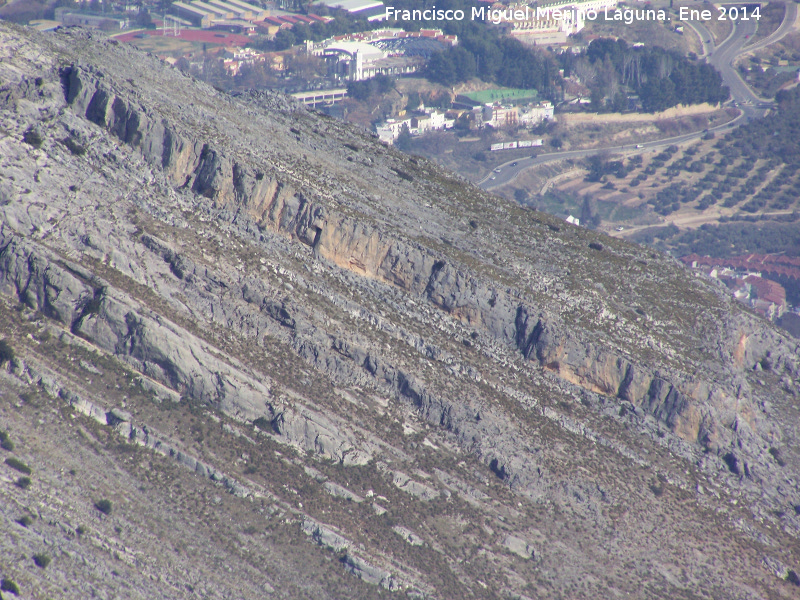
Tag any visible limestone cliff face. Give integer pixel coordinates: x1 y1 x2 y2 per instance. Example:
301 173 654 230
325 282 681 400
60 63 791 456
6 56 794 481
1 25 799 600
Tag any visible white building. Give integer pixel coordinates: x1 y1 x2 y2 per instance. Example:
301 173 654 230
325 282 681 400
518 101 554 125
497 0 620 45
376 109 451 143
481 105 519 128
320 41 423 81
376 118 412 143
314 0 388 21
428 111 446 130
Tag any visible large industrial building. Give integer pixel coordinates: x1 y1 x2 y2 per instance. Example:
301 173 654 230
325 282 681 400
320 41 423 81
170 2 214 27
170 0 269 29
493 0 620 45
54 7 130 30
314 0 388 21
308 28 456 82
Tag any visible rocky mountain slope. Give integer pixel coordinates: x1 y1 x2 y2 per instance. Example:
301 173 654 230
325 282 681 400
1 22 799 600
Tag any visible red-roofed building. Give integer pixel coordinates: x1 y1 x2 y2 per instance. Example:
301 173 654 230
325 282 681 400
743 275 787 320
264 16 291 28
681 253 800 282
682 254 792 321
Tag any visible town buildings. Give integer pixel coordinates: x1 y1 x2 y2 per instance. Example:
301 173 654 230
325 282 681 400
170 0 321 32
314 0 388 22
53 0 276 32
375 107 455 143
221 46 270 75
54 7 130 30
491 0 620 45
319 41 423 81
681 254 798 322
375 95 553 144
308 29 457 82
479 100 553 128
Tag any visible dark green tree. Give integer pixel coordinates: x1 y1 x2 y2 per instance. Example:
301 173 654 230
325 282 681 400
273 29 297 51
395 125 413 152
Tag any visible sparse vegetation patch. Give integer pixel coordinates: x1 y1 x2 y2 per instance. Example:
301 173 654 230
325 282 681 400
22 128 42 148
0 579 19 595
32 553 50 569
95 499 113 515
0 429 13 451
5 457 32 475
60 136 86 156
0 339 13 365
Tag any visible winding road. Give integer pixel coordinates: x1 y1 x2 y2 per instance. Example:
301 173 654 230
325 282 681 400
478 2 797 191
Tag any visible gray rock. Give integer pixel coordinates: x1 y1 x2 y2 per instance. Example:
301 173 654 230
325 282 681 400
301 518 350 552
79 360 102 375
390 471 439 501
271 406 374 465
502 535 535 560
392 526 424 546
106 407 131 425
342 554 399 590
323 481 363 503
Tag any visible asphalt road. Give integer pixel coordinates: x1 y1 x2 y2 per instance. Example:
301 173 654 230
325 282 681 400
478 5 796 191
744 1 799 52
697 18 766 118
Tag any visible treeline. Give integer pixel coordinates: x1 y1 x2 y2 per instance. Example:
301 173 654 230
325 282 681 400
425 37 561 93
346 74 394 101
385 0 562 97
642 219 800 258
559 38 729 112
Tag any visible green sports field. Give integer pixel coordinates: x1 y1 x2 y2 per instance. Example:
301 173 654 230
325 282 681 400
462 88 539 103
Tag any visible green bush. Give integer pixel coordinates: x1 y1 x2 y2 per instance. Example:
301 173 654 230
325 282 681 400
16 515 33 527
0 339 13 365
0 430 13 452
15 477 31 490
252 417 270 430
5 458 31 475
32 553 51 569
390 167 414 182
22 128 43 148
768 447 786 467
95 499 113 515
60 137 86 156
0 578 20 595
